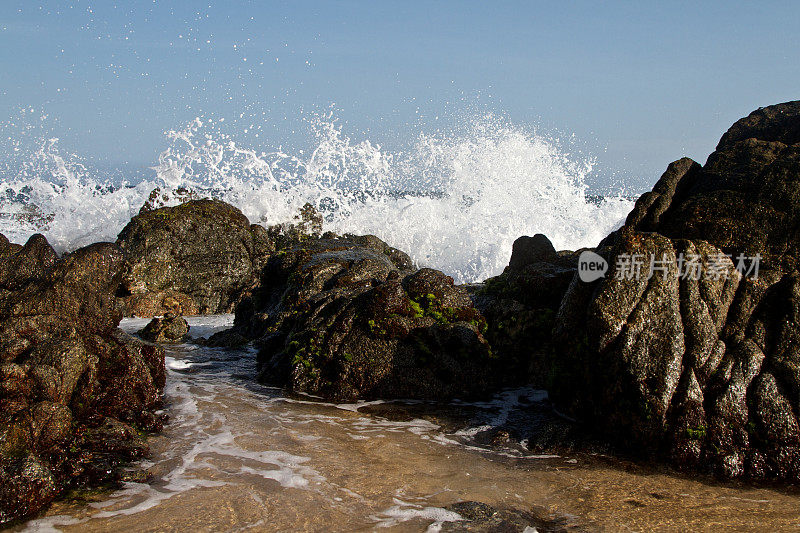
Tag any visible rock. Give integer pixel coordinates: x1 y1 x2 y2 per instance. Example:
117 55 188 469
623 157 702 232
0 233 165 525
440 501 582 532
117 199 275 317
507 234 558 271
0 234 58 291
634 102 800 272
553 232 739 447
29 338 94 404
1 241 127 363
0 455 58 526
212 234 499 401
717 101 800 148
89 329 166 429
31 401 73 450
138 315 190 343
476 234 580 389
549 101 800 481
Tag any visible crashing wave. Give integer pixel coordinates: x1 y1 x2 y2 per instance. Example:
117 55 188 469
0 114 633 283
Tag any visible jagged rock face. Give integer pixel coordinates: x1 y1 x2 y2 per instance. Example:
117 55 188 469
631 102 800 271
0 234 165 525
552 101 800 481
214 234 496 401
116 199 274 317
0 238 126 361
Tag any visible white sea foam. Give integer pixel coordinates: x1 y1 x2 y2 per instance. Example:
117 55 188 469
20 515 88 533
1 115 633 283
371 498 463 530
165 358 193 370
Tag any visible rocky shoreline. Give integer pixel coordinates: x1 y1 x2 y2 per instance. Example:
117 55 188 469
3 101 800 525
0 237 165 525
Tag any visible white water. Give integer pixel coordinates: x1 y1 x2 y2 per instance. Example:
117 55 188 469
0 114 633 283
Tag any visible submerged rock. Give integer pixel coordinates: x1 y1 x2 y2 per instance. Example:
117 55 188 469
548 101 800 481
0 234 165 525
441 501 584 532
117 199 274 317
213 234 501 401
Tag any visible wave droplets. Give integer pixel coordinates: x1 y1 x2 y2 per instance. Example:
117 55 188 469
1 114 633 283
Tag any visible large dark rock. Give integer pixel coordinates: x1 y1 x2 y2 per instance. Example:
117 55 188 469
213 234 500 401
550 101 800 481
634 102 800 272
0 234 165 525
116 199 274 317
0 238 125 360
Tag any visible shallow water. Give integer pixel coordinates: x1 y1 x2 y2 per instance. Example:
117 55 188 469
17 316 800 532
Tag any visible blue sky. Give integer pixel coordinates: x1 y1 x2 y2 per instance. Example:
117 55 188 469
1 1 798 191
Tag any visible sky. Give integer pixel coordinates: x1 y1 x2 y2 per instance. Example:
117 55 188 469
1 1 799 192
